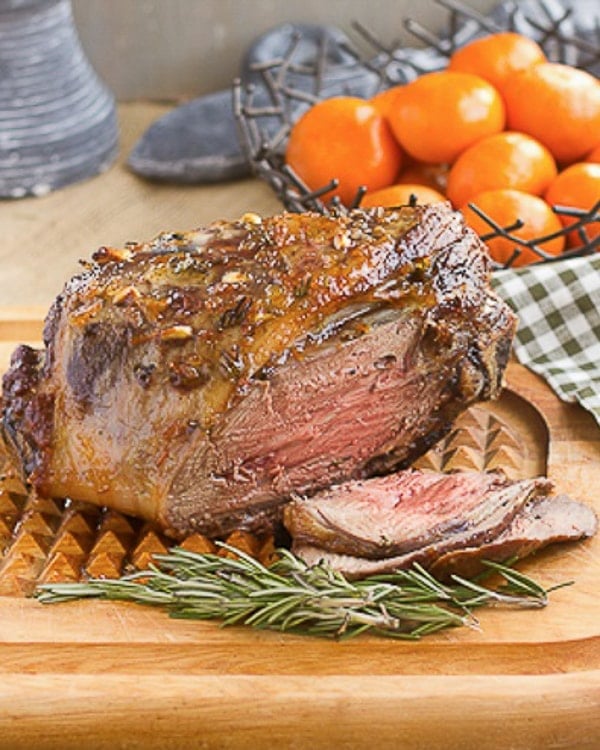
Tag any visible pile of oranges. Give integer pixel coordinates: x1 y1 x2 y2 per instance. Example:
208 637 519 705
285 32 600 267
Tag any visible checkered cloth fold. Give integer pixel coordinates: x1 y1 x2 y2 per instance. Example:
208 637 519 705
492 255 600 427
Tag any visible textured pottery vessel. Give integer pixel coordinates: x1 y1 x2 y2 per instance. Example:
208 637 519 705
0 0 118 198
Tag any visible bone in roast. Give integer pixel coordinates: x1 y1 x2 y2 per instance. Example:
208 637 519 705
1 203 517 538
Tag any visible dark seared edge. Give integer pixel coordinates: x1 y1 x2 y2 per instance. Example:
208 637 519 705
1 345 53 486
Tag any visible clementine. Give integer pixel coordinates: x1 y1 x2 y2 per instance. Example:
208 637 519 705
447 131 557 207
370 85 403 118
285 96 403 206
545 162 600 247
502 63 600 164
361 183 446 207
586 143 600 163
461 188 565 266
448 32 546 95
387 71 505 164
396 161 449 193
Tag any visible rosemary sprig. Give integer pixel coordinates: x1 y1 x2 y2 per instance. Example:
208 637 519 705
35 543 568 640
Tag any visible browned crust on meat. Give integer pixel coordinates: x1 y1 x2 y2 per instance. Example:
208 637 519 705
1 204 516 536
1 346 54 489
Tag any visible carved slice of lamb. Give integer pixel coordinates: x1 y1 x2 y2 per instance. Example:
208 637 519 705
285 470 597 579
1 204 516 537
429 493 598 579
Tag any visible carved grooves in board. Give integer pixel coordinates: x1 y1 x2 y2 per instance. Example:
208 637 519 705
413 407 523 478
0 405 522 595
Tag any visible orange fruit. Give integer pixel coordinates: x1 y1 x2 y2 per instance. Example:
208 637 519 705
448 32 546 95
396 161 449 193
361 183 446 207
370 86 403 118
586 143 600 163
387 71 505 164
502 63 600 164
461 188 565 266
545 162 600 247
446 131 557 207
285 96 403 206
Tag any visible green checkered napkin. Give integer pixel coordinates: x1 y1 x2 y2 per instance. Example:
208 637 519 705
492 255 600 427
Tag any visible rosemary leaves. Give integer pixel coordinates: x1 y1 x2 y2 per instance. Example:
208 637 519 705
35 544 568 640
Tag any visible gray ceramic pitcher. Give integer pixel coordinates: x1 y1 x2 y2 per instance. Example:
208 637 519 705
0 0 118 198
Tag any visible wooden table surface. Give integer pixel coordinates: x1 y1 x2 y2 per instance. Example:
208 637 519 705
0 101 282 309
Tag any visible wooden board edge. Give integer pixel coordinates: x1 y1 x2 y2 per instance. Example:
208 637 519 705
0 635 598 678
0 671 598 750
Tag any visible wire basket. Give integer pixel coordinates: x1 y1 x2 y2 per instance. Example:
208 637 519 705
233 0 600 268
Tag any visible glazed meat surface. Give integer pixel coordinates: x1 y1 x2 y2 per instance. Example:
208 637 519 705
2 204 516 537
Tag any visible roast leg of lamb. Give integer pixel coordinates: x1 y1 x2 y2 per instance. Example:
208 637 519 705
1 204 516 538
285 469 598 579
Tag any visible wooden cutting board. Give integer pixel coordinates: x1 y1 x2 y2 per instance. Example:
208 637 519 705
0 307 598 750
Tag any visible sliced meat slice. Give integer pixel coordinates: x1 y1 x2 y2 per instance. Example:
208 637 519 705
284 469 551 558
291 492 597 580
429 494 598 579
